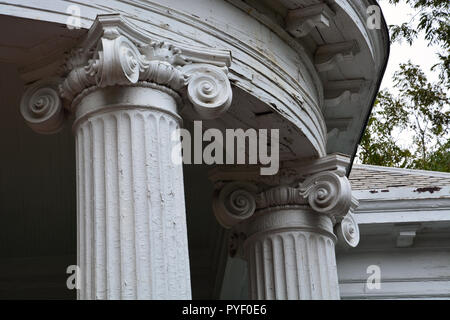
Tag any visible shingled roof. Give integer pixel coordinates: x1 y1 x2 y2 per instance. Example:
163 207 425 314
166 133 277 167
349 164 450 190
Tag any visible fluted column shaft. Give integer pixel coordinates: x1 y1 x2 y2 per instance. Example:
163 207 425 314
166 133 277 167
244 208 339 300
74 85 191 299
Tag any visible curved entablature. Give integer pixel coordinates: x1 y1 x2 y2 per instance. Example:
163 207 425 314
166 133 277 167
224 0 390 168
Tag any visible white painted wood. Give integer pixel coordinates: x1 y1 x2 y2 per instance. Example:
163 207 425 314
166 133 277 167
356 211 450 225
246 211 340 300
324 79 365 109
211 155 356 300
354 186 450 200
353 186 450 226
337 249 450 299
285 3 335 38
315 41 359 73
74 85 191 300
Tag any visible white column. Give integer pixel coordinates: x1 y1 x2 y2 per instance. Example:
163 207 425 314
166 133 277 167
212 159 359 300
19 14 233 300
74 85 190 299
245 208 339 300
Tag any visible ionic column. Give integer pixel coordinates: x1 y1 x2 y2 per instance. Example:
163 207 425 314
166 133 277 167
19 14 232 300
211 156 359 300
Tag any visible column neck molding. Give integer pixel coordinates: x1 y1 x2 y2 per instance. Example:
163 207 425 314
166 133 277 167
70 81 184 113
20 13 233 134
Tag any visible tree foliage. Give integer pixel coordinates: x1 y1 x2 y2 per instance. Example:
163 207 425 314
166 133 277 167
359 0 450 172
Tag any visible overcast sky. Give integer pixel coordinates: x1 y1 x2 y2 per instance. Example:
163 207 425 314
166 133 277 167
378 0 441 90
360 0 444 151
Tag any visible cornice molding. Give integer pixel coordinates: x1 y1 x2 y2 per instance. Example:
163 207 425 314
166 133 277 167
285 3 336 38
315 41 360 73
209 153 351 187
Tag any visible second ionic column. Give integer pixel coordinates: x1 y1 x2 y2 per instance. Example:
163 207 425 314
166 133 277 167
211 155 360 300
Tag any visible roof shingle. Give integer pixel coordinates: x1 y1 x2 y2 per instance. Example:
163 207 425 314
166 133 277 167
349 164 450 190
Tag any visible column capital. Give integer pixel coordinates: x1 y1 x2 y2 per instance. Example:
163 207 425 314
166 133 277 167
210 154 360 251
212 171 354 225
211 154 356 223
20 13 233 134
